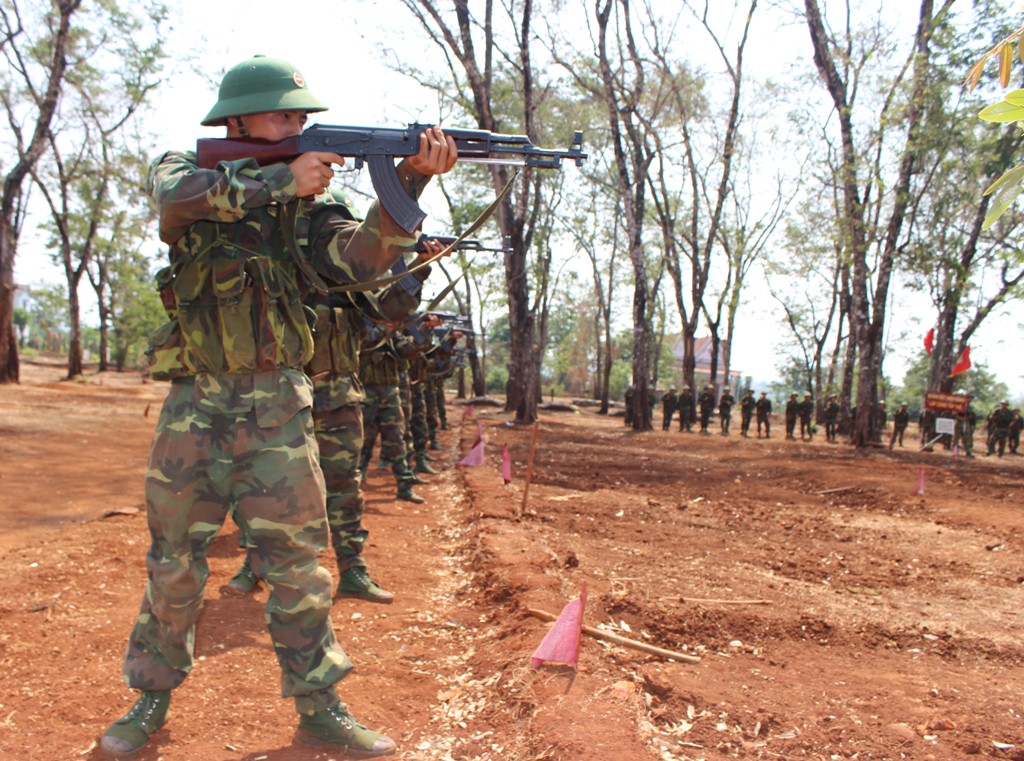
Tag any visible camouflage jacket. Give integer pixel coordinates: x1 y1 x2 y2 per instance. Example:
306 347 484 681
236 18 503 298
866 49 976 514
146 150 427 384
307 262 428 412
359 331 417 387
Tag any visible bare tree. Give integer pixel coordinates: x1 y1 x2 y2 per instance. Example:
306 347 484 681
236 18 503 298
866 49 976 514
589 0 664 430
0 0 82 383
29 2 163 379
398 0 571 424
650 1 758 395
804 0 955 446
560 175 621 413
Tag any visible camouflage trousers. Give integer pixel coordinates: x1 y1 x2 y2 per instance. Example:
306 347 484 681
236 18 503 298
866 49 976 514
313 402 367 571
410 383 429 457
424 378 440 439
123 376 351 712
361 383 409 466
399 375 414 456
432 377 448 428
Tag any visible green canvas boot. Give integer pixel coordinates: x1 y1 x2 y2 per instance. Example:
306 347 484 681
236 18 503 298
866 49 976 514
396 457 427 484
396 481 425 504
296 702 396 757
414 455 438 475
337 566 394 604
100 690 170 757
226 554 259 593
429 436 441 450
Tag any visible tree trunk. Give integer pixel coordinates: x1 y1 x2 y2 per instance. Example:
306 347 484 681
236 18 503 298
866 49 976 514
0 217 19 383
0 0 80 383
66 277 84 379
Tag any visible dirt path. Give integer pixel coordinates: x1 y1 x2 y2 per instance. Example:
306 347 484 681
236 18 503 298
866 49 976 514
1 358 1022 760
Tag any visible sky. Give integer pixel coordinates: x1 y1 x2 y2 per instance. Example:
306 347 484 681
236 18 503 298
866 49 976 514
12 0 1024 397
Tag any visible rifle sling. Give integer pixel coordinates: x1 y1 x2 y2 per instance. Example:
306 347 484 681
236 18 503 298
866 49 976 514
280 201 330 296
328 169 518 294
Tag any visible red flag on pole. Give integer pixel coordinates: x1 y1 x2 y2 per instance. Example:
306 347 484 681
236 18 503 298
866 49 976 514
924 328 935 355
949 346 971 377
531 583 587 669
458 421 486 467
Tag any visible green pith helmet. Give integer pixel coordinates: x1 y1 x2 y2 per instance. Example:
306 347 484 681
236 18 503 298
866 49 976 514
328 187 363 222
201 55 327 127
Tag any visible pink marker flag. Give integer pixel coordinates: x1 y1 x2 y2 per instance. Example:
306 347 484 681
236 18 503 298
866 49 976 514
501 443 512 484
912 467 925 496
458 421 486 467
464 404 475 419
531 583 587 669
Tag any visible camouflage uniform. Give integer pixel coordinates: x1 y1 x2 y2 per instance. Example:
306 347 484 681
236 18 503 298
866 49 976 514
309 287 425 574
952 401 976 457
399 365 415 460
799 394 815 440
698 386 716 433
718 390 735 434
785 394 799 439
360 333 421 499
661 388 678 431
889 404 910 449
739 390 755 437
824 396 840 442
427 329 461 435
755 393 772 437
130 141 429 713
406 339 432 461
432 376 448 430
986 402 1014 457
676 386 694 432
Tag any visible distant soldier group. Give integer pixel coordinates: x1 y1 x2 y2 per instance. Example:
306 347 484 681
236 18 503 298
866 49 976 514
636 385 1021 460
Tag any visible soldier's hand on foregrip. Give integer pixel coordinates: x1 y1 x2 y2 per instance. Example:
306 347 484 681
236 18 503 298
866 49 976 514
288 151 343 197
415 237 450 264
407 126 458 176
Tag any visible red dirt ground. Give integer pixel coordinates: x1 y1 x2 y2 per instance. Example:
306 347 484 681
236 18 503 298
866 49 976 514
1 356 1022 761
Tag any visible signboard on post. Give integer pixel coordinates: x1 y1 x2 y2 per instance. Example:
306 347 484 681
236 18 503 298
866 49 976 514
924 392 969 414
935 417 956 436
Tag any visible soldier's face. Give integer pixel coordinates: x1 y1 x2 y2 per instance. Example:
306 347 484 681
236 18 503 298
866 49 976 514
233 110 309 140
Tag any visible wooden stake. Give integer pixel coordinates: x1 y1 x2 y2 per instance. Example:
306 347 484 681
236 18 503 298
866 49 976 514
816 486 857 496
659 596 772 606
527 607 701 664
518 420 540 520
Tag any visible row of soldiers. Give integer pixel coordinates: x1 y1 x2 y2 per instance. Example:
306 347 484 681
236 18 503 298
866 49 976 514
643 384 1021 457
227 229 468 599
640 386 780 438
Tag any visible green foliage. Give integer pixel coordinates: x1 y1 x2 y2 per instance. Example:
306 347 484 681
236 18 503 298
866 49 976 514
968 15 1024 228
109 251 164 370
485 363 509 395
20 285 70 352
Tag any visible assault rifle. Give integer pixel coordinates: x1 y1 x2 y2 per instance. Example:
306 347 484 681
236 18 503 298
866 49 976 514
427 311 473 329
433 326 476 339
412 233 512 255
196 123 587 233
